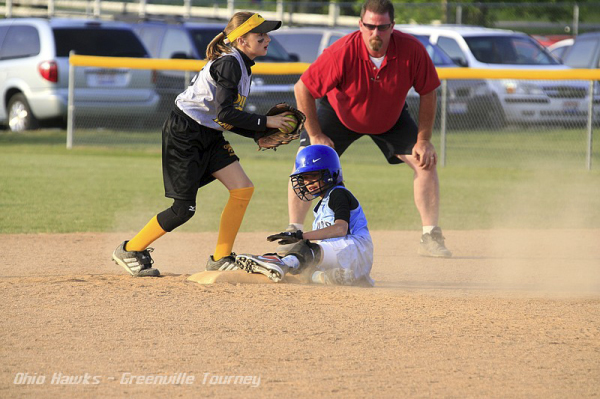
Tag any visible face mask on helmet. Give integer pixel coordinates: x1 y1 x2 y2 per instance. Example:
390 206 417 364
290 145 342 202
290 170 335 201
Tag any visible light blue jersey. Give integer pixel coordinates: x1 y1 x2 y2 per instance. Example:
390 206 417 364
312 186 374 285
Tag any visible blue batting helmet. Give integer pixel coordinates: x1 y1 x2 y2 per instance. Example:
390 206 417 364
290 145 343 201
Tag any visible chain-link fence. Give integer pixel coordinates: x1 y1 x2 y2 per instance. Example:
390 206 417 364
66 55 600 170
408 79 599 170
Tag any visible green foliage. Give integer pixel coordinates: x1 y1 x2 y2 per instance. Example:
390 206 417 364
1 128 600 234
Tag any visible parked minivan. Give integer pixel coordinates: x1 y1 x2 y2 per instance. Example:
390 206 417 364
0 18 159 132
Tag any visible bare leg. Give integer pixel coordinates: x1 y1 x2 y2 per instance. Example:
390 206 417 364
287 146 312 227
212 161 253 190
397 154 439 226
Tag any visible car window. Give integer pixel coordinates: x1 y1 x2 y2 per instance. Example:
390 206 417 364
413 35 455 66
550 45 570 61
327 33 344 48
189 28 222 59
437 37 467 66
562 37 599 68
0 25 40 60
272 33 322 63
256 36 292 62
0 26 9 50
160 28 193 59
135 25 165 58
464 35 557 65
53 28 148 57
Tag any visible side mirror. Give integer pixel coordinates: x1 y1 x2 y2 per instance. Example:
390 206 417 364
171 52 189 59
453 58 468 67
288 53 300 62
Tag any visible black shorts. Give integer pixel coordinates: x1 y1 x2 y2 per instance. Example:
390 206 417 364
299 96 419 164
162 107 239 201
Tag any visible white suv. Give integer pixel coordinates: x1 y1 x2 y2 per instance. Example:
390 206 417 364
0 18 159 131
397 25 588 127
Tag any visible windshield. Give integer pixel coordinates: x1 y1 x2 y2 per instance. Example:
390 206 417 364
53 28 148 57
464 35 558 65
255 36 293 62
190 28 222 59
412 35 456 66
562 37 599 68
272 32 322 62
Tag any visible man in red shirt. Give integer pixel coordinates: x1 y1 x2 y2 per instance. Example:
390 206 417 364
286 0 452 257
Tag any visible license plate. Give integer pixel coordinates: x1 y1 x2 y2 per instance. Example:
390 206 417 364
562 100 579 113
448 102 468 114
86 68 129 87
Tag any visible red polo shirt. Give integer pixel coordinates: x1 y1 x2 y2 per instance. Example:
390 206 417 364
301 30 440 134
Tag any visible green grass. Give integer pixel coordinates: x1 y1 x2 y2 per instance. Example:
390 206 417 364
1 128 600 233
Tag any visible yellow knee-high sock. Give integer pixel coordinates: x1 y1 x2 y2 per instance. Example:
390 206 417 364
126 215 167 252
213 187 254 260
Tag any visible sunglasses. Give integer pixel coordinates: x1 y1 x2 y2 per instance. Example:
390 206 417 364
361 21 393 31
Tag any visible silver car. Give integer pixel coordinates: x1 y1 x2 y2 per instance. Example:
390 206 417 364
0 18 159 132
398 25 589 127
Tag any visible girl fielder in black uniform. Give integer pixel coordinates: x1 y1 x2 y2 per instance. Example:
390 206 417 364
112 12 293 276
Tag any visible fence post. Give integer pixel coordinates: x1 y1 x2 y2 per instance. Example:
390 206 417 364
6 0 12 18
139 0 146 18
93 0 100 17
276 0 284 21
67 51 76 150
48 0 54 17
573 4 579 36
456 5 462 25
586 80 594 170
440 79 447 167
184 0 191 19
328 1 339 27
227 0 235 16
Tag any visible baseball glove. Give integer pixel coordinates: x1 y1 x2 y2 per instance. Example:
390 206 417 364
256 103 306 151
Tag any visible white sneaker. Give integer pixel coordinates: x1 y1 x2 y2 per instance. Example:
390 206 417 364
235 253 287 283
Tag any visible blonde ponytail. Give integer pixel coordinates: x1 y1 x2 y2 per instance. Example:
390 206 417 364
206 32 231 61
206 11 254 61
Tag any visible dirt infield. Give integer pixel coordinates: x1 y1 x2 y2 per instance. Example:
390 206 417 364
1 229 599 398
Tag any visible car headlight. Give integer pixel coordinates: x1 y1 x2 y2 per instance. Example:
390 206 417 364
502 80 544 95
251 77 265 87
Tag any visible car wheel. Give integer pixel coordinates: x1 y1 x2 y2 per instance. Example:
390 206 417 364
8 94 39 132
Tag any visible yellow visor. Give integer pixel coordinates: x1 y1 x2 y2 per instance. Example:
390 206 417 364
226 13 281 43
